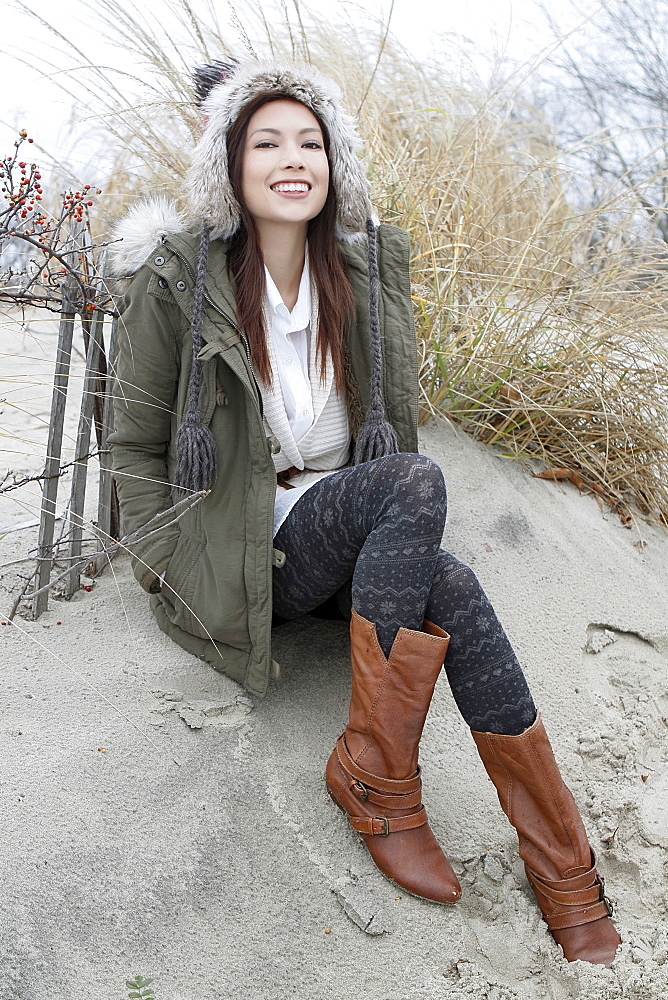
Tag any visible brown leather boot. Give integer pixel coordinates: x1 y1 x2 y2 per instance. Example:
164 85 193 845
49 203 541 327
325 608 461 905
471 714 621 966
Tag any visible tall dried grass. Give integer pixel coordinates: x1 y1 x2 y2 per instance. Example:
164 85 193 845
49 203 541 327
16 0 668 524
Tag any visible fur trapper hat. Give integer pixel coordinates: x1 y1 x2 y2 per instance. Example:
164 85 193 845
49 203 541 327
188 59 376 240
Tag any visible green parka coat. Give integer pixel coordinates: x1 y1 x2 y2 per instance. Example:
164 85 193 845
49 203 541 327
109 223 419 697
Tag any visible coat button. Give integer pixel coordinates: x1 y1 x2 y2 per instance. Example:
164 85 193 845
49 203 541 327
158 277 168 288
272 548 286 568
176 280 186 291
268 435 281 454
154 256 165 265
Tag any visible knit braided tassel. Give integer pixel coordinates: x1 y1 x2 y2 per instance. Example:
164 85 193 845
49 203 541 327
353 219 400 465
176 224 217 491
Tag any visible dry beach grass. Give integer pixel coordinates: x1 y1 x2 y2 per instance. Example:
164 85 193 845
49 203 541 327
15 0 668 520
4 1 668 525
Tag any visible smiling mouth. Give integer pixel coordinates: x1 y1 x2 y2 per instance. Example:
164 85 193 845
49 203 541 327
270 182 311 193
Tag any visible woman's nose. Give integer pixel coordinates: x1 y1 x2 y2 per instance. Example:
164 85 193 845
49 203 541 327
282 144 306 170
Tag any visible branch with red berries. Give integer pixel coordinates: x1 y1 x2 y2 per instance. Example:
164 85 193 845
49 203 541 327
0 131 113 314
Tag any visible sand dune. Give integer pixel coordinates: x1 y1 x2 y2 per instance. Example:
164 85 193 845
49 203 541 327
1 314 667 998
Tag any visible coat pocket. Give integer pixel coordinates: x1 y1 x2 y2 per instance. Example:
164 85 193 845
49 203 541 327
160 527 206 634
128 516 181 595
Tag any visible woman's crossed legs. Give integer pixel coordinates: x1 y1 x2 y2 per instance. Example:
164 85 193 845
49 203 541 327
272 453 536 735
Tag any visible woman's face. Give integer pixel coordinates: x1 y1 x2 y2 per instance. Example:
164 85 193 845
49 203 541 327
240 98 330 233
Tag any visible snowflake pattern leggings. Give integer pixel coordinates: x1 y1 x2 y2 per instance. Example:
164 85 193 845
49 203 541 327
272 453 537 736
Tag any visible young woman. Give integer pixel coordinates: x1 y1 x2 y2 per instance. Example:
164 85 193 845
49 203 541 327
109 59 620 966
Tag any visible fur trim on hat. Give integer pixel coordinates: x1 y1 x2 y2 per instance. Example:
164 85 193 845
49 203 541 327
109 197 184 276
186 59 374 240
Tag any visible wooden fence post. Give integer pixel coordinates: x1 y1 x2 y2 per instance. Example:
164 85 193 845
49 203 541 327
32 272 78 618
64 304 105 597
94 313 119 575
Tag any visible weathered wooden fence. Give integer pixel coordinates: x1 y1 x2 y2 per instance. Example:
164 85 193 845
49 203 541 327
28 244 120 618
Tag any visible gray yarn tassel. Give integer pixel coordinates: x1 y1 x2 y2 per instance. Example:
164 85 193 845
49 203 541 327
176 224 217 491
353 219 400 464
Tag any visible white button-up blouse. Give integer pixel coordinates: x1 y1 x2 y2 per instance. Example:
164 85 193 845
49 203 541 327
259 253 352 537
264 258 313 444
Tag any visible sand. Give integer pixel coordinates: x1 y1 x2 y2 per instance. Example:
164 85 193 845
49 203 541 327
1 310 667 999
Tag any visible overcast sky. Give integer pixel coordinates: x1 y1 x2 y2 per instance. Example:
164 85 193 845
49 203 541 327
1 0 588 175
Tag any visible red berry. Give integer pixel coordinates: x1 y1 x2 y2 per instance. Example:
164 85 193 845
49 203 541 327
19 161 25 168
28 139 33 143
87 201 93 206
84 184 90 190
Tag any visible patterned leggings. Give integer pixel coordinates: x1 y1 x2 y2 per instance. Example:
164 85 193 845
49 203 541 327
272 453 537 736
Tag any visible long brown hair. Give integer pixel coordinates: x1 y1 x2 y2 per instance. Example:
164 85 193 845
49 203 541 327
226 93 355 391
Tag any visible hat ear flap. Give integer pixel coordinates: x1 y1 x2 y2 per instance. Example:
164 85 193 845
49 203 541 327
329 138 373 238
186 117 241 239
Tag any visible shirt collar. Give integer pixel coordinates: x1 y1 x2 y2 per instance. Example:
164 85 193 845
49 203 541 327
264 251 311 334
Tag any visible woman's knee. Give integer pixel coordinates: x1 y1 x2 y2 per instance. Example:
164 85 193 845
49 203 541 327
369 453 447 506
433 551 485 601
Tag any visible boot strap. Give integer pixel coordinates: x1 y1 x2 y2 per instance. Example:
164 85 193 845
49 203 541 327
335 734 422 795
350 807 428 837
526 863 614 930
334 734 428 836
346 778 423 810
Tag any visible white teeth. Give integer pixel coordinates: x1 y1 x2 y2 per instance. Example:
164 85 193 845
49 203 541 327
271 182 310 192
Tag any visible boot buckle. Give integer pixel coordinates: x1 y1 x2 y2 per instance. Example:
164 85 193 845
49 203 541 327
352 780 369 801
372 816 390 836
597 874 614 916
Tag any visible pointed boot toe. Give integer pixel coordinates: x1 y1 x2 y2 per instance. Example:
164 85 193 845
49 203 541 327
359 824 462 904
326 733 461 906
552 915 621 968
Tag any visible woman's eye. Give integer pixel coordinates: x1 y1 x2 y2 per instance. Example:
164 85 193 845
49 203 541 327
303 141 323 149
254 140 276 148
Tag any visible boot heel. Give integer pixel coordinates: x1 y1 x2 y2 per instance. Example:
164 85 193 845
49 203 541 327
327 786 345 815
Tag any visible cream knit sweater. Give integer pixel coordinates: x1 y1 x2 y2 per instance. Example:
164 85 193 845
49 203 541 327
257 271 351 535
